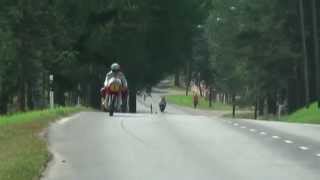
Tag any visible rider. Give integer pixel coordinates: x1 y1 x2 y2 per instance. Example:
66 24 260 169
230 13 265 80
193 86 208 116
159 96 167 106
104 63 127 88
102 63 128 108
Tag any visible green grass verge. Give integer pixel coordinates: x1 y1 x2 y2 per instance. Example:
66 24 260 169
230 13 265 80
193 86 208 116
223 102 320 125
282 102 320 124
167 95 232 111
0 107 85 180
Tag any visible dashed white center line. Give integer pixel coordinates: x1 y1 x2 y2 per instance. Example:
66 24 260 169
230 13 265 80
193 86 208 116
272 136 281 139
299 146 309 151
250 129 256 132
233 123 239 126
316 154 320 157
284 140 293 144
240 126 246 129
260 132 267 135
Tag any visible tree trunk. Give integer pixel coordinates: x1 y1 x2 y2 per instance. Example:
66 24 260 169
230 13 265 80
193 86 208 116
311 0 320 108
209 86 213 107
198 82 203 97
258 97 265 116
299 0 310 107
267 94 277 115
232 94 236 118
174 71 180 87
254 99 258 120
185 81 191 96
0 94 8 114
27 82 34 110
185 62 192 96
18 82 26 112
129 87 137 113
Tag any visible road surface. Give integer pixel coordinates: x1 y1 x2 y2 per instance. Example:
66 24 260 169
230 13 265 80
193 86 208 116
42 96 320 180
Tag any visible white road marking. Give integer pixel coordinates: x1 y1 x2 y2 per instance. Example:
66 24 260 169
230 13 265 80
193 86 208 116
250 129 256 132
240 126 246 129
233 123 239 126
299 146 309 150
272 136 281 139
57 117 72 125
284 140 293 144
316 154 320 157
260 132 267 135
57 114 81 125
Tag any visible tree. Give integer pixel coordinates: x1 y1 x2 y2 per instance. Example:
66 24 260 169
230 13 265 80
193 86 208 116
0 0 211 114
205 0 311 117
311 0 320 108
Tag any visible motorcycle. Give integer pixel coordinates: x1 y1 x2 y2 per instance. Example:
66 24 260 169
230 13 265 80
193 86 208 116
104 77 123 116
159 97 167 113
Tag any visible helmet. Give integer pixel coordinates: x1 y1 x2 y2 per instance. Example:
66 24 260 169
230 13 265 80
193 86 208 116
110 63 120 72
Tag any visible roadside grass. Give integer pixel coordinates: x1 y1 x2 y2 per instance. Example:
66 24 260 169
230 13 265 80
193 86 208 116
0 107 84 180
282 102 320 124
223 102 320 125
167 95 232 111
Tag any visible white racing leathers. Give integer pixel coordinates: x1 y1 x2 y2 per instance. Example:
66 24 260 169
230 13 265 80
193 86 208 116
104 71 128 89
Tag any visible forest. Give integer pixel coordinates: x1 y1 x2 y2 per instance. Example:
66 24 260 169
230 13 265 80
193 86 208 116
0 0 319 116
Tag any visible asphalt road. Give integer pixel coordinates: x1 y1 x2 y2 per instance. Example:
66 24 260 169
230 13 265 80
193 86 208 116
42 97 320 180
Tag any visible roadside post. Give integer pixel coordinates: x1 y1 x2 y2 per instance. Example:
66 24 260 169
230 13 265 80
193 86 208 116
49 74 54 109
278 104 284 120
77 84 81 106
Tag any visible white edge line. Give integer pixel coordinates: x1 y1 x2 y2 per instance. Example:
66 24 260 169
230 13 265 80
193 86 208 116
272 136 281 139
57 114 79 125
299 146 309 150
284 140 293 144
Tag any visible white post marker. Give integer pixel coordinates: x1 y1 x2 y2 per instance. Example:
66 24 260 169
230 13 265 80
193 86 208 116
50 91 54 109
49 74 54 109
77 84 81 106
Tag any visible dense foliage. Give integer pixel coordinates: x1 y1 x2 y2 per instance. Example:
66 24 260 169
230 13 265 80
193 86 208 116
1 0 319 116
188 0 320 117
0 0 208 113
